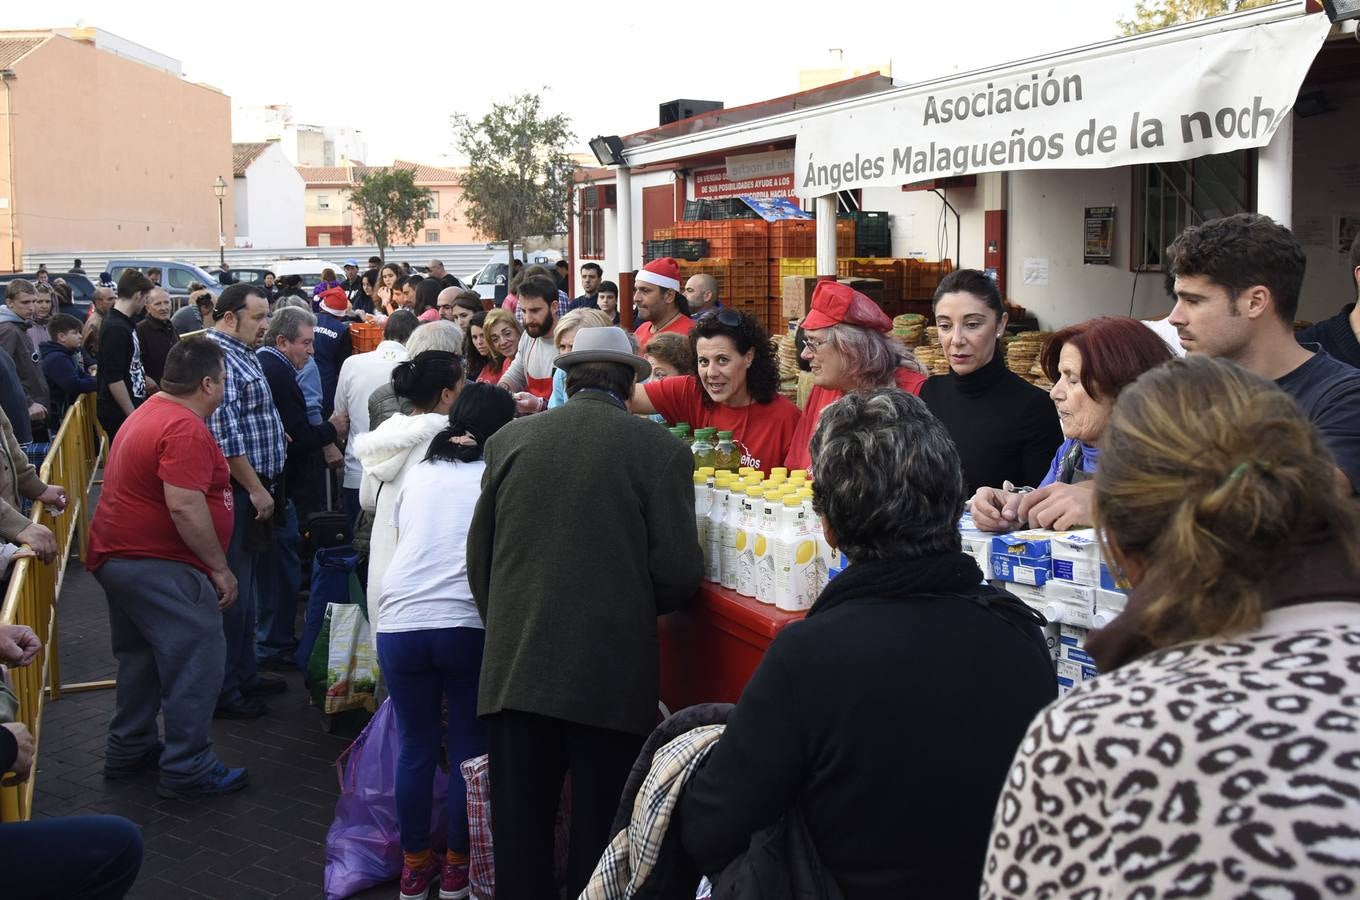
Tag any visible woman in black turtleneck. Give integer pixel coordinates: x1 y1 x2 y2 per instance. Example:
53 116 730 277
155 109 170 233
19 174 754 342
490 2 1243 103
919 269 1062 495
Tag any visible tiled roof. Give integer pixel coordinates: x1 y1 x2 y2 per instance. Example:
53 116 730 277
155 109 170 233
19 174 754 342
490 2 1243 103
297 161 464 187
232 142 272 177
0 36 48 70
296 166 355 185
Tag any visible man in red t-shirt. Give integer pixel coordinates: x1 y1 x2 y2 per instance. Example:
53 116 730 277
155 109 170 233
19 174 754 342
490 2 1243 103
87 336 250 800
632 258 695 350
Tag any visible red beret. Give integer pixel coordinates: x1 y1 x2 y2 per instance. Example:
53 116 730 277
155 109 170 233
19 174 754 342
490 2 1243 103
802 280 891 332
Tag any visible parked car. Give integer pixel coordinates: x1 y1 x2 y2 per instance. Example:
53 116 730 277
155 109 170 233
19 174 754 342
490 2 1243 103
468 250 527 301
210 267 274 287
272 258 348 289
106 259 222 305
0 272 94 318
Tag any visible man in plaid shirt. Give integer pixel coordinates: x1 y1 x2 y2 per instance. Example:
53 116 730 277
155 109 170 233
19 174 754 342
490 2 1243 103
204 284 287 720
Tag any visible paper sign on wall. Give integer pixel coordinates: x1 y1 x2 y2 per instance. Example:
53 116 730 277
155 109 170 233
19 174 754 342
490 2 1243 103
1023 258 1050 286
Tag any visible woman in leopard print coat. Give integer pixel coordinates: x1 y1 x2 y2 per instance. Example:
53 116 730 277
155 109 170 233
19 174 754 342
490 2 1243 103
982 357 1360 899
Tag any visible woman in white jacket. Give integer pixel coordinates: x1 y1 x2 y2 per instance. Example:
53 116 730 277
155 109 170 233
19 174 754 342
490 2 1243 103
353 350 464 626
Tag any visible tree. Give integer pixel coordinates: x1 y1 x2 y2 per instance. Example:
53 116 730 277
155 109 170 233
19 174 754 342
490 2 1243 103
452 92 577 287
1118 0 1276 35
349 167 432 262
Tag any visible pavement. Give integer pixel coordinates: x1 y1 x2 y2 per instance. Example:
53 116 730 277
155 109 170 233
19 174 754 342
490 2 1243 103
32 555 395 900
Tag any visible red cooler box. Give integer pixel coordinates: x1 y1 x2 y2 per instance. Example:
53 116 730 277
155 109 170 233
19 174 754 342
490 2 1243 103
658 583 805 714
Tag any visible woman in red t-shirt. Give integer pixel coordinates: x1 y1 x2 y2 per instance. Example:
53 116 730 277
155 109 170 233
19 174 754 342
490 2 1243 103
475 309 521 385
631 310 799 473
785 281 928 472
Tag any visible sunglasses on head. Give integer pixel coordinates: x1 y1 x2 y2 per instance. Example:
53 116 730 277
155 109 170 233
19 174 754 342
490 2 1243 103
708 308 742 328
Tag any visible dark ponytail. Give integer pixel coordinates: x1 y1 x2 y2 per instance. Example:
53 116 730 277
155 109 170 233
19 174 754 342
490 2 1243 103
391 350 463 410
424 382 517 464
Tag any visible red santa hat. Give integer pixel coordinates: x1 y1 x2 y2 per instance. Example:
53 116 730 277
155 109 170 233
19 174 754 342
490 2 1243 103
635 257 680 292
318 287 349 316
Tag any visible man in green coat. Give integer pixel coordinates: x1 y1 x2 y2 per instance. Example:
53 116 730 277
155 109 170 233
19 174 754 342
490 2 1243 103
468 326 702 898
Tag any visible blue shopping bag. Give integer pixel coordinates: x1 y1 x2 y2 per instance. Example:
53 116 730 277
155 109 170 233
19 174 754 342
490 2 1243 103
298 545 361 678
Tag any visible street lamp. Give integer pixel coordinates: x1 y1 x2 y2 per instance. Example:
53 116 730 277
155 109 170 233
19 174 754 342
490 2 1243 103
212 175 227 268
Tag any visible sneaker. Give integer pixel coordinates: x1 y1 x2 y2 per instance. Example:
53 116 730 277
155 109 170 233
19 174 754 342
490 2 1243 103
439 861 470 900
157 763 249 800
102 743 163 780
398 854 441 900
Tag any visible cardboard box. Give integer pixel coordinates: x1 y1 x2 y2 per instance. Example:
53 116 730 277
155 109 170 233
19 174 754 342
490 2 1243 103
960 530 995 581
1000 581 1048 606
781 275 819 321
1059 623 1089 651
1045 581 1096 628
990 531 1052 586
1051 529 1102 587
1100 563 1128 591
1041 621 1061 662
1057 658 1098 684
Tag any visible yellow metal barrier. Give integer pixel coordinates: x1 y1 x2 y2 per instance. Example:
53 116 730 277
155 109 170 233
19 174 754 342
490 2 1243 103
0 393 106 821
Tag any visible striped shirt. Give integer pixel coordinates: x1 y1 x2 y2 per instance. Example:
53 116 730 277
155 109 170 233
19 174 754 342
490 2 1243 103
204 329 286 478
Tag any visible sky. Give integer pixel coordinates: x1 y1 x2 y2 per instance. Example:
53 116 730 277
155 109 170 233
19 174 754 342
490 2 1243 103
3 0 1144 165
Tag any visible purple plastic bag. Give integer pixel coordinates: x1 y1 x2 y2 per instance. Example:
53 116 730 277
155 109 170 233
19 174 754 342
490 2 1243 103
324 699 451 900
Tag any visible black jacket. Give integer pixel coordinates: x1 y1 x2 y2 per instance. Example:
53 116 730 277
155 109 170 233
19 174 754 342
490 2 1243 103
1296 304 1360 369
258 347 336 500
678 552 1057 899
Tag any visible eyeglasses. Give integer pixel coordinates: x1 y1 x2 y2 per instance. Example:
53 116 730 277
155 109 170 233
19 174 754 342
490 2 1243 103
803 335 829 353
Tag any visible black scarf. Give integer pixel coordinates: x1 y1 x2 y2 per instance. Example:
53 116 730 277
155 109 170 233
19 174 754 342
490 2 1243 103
809 551 1048 639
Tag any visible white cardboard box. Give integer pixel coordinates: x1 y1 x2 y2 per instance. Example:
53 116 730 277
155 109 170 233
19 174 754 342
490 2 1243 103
1057 658 1098 684
1051 529 1102 587
960 531 995 581
1045 581 1097 628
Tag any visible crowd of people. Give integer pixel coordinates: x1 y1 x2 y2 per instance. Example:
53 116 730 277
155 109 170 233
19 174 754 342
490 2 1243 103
0 210 1356 898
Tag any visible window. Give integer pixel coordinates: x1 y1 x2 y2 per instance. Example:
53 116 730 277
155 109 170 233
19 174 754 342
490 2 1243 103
168 268 196 290
427 197 439 220
317 194 330 210
1131 150 1254 269
581 208 606 260
425 230 440 243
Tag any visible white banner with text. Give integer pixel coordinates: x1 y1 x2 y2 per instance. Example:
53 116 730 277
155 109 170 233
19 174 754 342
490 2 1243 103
794 14 1330 198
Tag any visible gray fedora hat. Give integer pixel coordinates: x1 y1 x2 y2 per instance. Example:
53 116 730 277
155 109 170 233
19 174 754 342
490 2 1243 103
553 326 652 379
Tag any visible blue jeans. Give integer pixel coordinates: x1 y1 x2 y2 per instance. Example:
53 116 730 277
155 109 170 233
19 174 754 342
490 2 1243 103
255 500 300 662
376 627 486 855
220 487 260 705
0 814 142 898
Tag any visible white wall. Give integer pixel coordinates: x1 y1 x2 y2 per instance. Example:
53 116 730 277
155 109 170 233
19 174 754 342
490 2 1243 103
1292 79 1360 325
241 144 305 249
1006 167 1170 328
232 175 248 241
860 182 987 269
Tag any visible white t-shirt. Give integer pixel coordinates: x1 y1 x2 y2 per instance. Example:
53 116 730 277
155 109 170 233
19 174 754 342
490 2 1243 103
376 457 485 633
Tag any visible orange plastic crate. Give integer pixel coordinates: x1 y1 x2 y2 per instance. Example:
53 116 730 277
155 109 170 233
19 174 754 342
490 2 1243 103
835 220 856 258
652 226 675 241
677 259 731 298
701 220 768 259
770 220 816 258
672 221 705 241
350 321 383 353
725 259 767 302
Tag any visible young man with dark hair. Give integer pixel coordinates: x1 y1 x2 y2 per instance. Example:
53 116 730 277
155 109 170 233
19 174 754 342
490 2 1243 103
569 262 603 310
594 280 620 324
40 313 96 422
87 336 251 799
0 279 50 435
499 275 560 414
96 270 154 440
1295 230 1360 369
1168 212 1360 492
